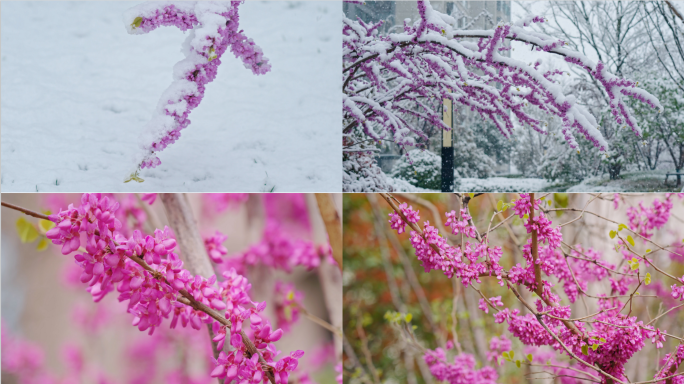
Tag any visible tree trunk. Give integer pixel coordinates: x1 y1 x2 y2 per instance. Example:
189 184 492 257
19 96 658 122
160 194 222 363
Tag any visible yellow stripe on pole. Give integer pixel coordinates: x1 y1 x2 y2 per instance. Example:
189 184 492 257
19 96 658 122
443 97 453 147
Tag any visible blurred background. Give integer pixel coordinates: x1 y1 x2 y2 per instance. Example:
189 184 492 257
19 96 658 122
2 193 341 384
342 193 684 383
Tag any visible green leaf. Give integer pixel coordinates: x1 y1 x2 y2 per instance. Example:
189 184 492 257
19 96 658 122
502 352 511 361
16 217 39 243
124 171 145 183
645 249 652 253
36 238 49 251
626 235 635 247
618 224 628 232
405 313 413 323
581 345 588 355
591 344 599 351
207 47 217 62
516 360 521 368
599 338 606 343
553 193 568 208
630 259 639 270
609 230 616 239
132 16 143 28
497 200 503 212
526 354 533 362
362 313 372 327
645 273 652 285
38 218 55 233
469 193 475 199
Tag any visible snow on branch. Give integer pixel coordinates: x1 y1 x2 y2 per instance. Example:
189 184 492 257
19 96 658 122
342 0 663 156
123 1 270 181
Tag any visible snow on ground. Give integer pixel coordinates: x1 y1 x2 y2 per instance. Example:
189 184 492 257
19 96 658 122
1 1 341 192
388 176 552 193
565 171 680 193
457 177 554 192
390 171 682 193
386 176 435 192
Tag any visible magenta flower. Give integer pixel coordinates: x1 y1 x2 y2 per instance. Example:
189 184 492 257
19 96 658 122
123 2 271 173
204 231 228 263
43 193 304 382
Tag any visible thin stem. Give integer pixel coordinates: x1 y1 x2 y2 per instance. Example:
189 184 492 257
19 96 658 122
646 303 684 326
2 201 50 220
296 304 342 337
356 313 381 384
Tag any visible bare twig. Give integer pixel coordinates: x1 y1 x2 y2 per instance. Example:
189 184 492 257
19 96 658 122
296 304 342 336
356 313 381 384
2 201 50 220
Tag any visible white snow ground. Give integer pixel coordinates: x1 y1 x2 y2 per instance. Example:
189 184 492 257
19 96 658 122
1 1 341 192
387 176 553 192
457 177 553 192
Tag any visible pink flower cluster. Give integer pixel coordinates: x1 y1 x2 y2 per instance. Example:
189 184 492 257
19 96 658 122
486 335 511 365
222 220 325 274
389 202 504 285
655 345 684 384
388 202 420 234
43 193 303 384
273 282 304 333
204 231 229 263
478 296 503 314
535 245 613 303
672 276 684 301
126 2 271 170
203 193 250 215
445 209 478 238
386 192 684 382
424 347 498 384
626 194 682 239
2 322 47 380
141 193 157 205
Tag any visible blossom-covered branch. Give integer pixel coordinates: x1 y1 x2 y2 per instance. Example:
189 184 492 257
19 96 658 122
343 0 663 191
379 192 684 384
123 2 270 180
3 196 303 384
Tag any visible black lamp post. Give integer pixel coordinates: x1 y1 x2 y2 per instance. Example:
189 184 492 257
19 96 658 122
441 98 454 192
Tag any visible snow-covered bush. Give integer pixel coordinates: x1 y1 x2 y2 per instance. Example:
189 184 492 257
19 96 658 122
391 149 441 190
453 125 497 179
343 149 394 192
537 145 591 182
